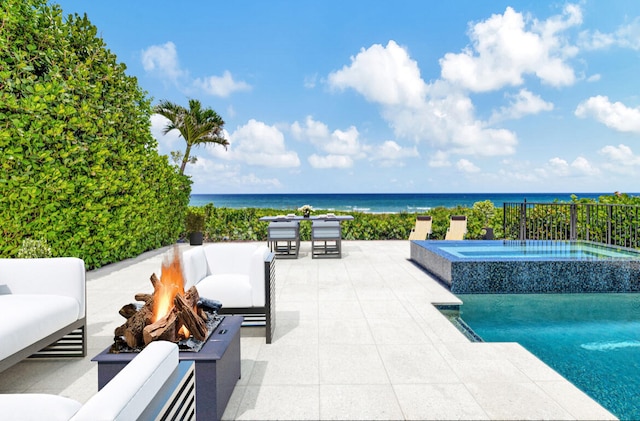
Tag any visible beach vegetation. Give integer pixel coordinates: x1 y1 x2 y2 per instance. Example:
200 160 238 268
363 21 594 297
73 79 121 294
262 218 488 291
0 0 190 267
153 99 229 175
194 204 503 242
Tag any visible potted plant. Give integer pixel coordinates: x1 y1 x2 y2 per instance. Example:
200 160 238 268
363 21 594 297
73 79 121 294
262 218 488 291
185 207 205 245
472 200 495 240
298 204 313 218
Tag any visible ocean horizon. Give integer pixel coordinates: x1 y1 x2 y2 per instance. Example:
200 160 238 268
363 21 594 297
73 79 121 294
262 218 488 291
189 192 627 213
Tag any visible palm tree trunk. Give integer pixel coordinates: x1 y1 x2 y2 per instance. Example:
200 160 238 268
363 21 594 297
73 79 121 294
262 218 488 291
180 144 192 174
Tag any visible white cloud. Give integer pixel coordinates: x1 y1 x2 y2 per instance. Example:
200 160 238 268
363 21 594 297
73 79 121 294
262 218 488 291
456 158 480 173
193 70 251 97
327 43 518 158
428 150 451 168
291 116 371 166
490 89 554 122
600 144 640 166
575 96 640 133
220 119 300 168
323 127 366 156
579 17 640 51
141 42 185 83
328 40 427 108
440 5 580 92
308 154 353 169
291 116 331 142
370 140 419 167
545 156 600 177
141 42 250 97
150 114 182 152
304 74 319 89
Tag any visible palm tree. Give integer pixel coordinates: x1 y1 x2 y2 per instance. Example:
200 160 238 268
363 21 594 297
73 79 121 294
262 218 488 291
153 99 229 174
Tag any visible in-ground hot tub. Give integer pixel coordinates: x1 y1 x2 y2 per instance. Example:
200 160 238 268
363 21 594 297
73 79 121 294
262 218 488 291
410 240 640 293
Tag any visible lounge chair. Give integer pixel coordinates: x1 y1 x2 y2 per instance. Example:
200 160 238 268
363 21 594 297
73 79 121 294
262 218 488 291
445 215 467 240
408 215 432 240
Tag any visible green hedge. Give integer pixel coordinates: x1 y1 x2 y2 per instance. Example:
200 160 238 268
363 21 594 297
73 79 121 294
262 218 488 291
0 0 190 268
195 202 503 242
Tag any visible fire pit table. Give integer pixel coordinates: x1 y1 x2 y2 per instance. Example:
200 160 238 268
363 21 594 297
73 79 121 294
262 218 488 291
93 315 242 421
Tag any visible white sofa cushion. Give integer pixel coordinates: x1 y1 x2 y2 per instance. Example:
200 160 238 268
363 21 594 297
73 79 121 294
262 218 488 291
196 274 253 307
181 247 208 290
0 342 179 421
0 257 85 318
0 295 81 361
0 394 82 421
70 341 178 421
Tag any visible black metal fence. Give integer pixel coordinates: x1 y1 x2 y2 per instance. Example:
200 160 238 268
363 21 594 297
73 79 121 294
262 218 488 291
503 201 640 249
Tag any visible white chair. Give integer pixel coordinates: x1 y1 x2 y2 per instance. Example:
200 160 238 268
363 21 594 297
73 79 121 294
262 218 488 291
267 220 300 258
311 220 342 258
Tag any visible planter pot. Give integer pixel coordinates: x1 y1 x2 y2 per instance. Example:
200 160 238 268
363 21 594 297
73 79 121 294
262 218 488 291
482 227 494 240
189 232 204 246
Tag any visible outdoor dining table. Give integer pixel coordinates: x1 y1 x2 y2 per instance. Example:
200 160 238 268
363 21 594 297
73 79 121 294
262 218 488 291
258 215 354 222
259 214 353 259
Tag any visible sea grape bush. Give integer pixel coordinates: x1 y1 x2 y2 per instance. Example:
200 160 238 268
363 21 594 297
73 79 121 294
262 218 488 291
0 0 190 268
195 202 503 242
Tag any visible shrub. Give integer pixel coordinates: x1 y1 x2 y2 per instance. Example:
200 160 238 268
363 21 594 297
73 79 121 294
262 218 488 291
0 0 190 268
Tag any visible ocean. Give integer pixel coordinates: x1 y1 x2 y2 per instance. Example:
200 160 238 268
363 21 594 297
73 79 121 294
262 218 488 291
189 192 619 213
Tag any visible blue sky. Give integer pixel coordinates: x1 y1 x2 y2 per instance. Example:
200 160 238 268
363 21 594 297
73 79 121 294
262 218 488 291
55 1 640 194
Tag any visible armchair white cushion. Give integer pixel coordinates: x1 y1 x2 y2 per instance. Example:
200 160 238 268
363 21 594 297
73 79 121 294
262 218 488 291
0 341 181 421
183 243 270 308
181 243 276 343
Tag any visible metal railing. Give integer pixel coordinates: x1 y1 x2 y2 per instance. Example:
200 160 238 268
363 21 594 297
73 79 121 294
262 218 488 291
503 201 640 249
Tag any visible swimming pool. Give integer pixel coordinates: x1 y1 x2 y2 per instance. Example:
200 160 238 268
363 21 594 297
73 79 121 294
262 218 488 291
441 293 640 420
410 240 640 293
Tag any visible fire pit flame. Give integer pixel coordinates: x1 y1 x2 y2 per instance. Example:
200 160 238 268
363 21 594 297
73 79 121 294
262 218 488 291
110 246 223 353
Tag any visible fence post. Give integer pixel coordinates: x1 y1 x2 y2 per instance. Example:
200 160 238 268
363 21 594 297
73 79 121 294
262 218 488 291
607 205 612 245
570 204 577 240
519 200 527 240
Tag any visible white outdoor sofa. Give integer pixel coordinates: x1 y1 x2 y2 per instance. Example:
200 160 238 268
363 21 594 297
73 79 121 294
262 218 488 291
0 341 196 421
0 257 87 373
181 243 276 343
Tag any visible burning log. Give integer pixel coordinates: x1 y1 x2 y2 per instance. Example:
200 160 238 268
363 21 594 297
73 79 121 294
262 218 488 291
119 303 142 319
185 286 208 321
112 246 218 352
143 311 179 344
175 293 208 341
134 293 153 303
122 305 153 348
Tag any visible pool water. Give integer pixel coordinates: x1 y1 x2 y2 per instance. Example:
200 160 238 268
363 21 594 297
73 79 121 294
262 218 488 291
437 240 640 260
451 293 640 420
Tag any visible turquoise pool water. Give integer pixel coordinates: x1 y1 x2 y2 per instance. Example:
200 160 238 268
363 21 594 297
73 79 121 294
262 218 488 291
437 240 640 260
451 293 640 420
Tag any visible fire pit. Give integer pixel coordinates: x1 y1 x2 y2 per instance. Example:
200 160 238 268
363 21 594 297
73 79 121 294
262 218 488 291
109 246 224 353
93 246 242 420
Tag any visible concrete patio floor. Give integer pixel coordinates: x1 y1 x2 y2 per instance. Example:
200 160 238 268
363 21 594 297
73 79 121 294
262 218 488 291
0 240 616 420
